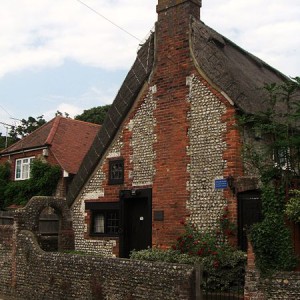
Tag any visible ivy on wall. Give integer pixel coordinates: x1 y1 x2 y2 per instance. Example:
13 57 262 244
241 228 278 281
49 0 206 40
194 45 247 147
238 77 300 274
0 160 61 209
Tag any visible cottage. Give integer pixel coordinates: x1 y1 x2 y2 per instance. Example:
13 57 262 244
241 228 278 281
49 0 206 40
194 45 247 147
0 116 100 198
67 0 299 257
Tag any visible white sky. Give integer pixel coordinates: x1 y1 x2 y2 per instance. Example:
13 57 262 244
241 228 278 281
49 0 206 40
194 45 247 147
0 0 299 134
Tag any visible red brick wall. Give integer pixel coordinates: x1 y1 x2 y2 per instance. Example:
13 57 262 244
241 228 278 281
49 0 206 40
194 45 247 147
150 1 198 245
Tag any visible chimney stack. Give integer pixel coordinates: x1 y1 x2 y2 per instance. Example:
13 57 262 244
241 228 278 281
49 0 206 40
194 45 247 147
157 0 202 20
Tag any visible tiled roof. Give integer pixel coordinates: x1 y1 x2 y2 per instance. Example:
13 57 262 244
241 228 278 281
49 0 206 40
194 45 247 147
1 120 54 153
0 117 100 174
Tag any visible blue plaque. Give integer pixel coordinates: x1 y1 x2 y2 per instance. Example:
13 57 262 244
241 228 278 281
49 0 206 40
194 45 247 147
214 179 228 189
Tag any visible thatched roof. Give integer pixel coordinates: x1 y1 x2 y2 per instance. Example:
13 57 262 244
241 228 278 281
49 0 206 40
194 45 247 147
66 33 155 205
67 18 299 205
191 19 300 115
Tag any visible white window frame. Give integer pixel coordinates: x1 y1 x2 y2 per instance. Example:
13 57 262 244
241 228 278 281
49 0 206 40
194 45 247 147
15 157 35 180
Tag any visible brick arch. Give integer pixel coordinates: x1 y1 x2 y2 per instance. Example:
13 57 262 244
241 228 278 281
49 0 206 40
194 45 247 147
15 196 74 251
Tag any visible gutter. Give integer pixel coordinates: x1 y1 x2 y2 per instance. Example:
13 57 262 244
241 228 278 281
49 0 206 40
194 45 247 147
0 145 49 157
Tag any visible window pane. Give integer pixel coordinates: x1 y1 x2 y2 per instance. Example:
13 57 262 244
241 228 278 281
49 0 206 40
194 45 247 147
109 160 124 184
94 214 105 233
22 163 29 179
106 211 119 234
15 160 21 179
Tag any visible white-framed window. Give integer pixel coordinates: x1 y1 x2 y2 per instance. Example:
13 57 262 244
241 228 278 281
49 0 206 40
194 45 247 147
15 157 35 180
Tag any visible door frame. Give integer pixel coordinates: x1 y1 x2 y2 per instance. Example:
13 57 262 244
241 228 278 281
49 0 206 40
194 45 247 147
119 188 152 258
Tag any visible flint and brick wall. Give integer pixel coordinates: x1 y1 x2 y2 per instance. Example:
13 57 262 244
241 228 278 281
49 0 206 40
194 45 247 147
71 0 243 255
72 88 156 255
187 74 227 230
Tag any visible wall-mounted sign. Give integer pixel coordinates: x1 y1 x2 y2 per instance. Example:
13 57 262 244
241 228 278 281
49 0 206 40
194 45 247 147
214 178 228 189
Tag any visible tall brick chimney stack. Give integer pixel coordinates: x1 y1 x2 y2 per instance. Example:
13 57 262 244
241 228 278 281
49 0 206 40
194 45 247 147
151 0 203 246
155 0 202 76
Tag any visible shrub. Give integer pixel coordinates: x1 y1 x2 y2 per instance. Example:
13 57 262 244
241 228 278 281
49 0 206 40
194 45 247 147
2 160 61 207
130 221 246 291
285 189 300 223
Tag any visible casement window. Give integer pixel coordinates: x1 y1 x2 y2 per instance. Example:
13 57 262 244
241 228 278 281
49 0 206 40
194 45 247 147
92 210 119 235
86 202 120 236
15 157 35 180
108 159 124 185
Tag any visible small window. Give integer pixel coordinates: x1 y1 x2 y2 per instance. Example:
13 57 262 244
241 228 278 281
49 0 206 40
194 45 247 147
91 210 119 236
109 159 124 185
274 148 290 170
15 157 35 180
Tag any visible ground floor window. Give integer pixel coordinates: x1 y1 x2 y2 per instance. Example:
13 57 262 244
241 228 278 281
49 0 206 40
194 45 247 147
92 210 119 235
86 201 120 236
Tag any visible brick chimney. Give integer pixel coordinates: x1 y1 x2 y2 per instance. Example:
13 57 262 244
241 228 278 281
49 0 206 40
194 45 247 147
151 0 202 246
155 0 202 73
156 0 202 19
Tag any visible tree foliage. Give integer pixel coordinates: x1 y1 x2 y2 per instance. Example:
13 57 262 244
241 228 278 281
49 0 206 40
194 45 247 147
0 162 10 209
75 105 111 125
9 115 46 139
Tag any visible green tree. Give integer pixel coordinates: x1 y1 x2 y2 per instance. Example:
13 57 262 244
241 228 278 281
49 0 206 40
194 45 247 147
9 115 46 138
75 105 111 125
0 162 10 209
0 133 16 150
239 77 300 274
0 133 5 150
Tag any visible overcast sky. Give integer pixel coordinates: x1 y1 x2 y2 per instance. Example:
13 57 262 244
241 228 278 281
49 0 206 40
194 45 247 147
0 0 299 135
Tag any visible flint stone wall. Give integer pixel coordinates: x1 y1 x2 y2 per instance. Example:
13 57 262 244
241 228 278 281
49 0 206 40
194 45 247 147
0 225 14 296
0 227 195 300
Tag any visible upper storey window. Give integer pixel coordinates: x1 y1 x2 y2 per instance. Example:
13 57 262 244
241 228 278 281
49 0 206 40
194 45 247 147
109 159 124 185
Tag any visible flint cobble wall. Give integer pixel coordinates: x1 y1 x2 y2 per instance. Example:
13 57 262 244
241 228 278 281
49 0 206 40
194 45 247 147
245 269 300 300
244 242 300 300
0 227 195 300
0 225 14 296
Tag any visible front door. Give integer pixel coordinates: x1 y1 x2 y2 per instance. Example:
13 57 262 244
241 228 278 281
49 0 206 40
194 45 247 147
120 189 152 258
238 190 262 251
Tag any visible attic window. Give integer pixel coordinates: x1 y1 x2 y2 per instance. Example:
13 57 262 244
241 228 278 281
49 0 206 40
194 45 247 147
109 159 124 185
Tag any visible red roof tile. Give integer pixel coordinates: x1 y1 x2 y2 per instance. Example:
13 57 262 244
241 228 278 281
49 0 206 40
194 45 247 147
0 117 101 174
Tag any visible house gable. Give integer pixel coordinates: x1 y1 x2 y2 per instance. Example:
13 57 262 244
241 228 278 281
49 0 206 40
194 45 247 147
68 0 297 257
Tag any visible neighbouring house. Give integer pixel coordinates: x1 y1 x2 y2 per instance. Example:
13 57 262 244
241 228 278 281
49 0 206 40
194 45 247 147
66 0 300 258
0 116 100 198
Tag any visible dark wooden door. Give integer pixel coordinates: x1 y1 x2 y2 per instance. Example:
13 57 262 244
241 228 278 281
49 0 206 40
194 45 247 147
120 189 152 258
238 190 262 251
